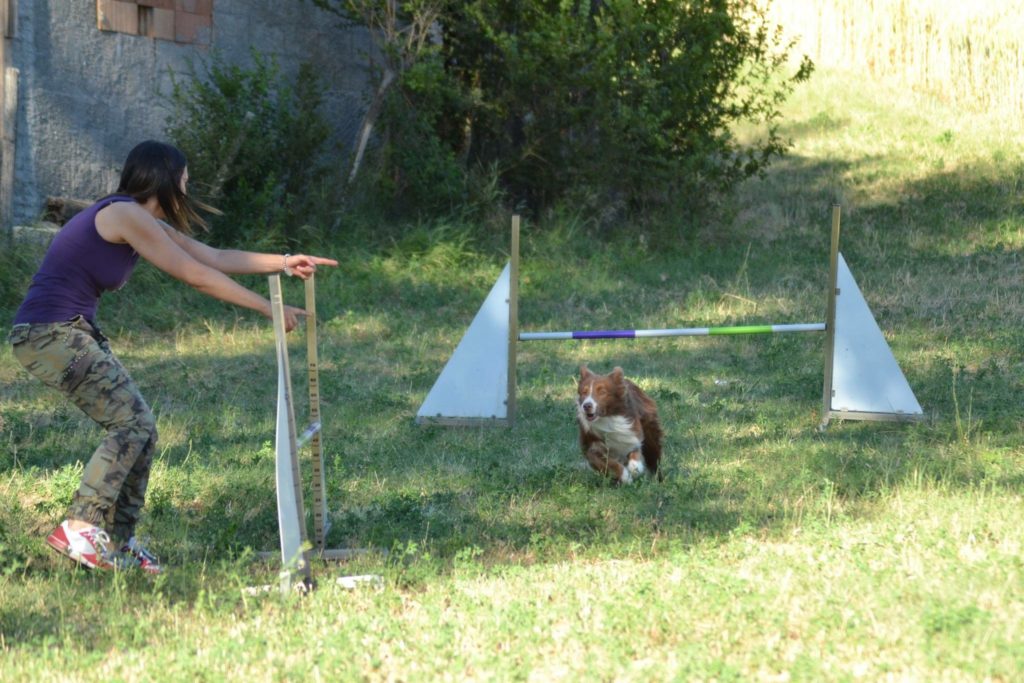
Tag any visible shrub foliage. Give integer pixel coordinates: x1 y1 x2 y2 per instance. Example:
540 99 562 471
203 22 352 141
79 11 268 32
317 0 813 218
165 51 335 249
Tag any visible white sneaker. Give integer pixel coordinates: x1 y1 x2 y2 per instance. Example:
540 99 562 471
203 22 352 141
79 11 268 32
46 520 121 570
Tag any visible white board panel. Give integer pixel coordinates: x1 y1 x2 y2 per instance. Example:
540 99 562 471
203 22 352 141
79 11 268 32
416 263 511 422
275 359 304 567
831 254 923 417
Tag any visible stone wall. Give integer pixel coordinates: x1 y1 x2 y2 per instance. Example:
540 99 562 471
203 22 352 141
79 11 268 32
6 0 372 225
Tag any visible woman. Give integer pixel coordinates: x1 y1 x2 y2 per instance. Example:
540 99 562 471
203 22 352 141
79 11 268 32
8 140 337 574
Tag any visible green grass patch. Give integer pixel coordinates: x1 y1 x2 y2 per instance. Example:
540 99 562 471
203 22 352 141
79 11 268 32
1 67 1022 680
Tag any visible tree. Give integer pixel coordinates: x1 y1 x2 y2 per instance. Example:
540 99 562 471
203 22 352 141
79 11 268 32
310 1 447 187
166 51 334 248
315 0 813 218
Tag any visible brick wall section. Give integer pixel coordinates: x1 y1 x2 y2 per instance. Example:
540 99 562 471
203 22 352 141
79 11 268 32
96 0 212 45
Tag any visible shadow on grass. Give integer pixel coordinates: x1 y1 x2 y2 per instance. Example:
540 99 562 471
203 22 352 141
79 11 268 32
1 148 1021 624
4 288 1016 571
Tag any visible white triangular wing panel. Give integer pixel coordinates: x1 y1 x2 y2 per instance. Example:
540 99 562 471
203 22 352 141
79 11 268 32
275 339 304 569
831 254 923 417
416 263 510 423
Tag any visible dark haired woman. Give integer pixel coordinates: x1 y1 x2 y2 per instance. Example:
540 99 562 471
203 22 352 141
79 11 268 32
8 140 337 574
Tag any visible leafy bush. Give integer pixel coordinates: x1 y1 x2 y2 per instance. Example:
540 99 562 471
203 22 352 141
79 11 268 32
316 0 812 223
165 50 338 249
0 239 43 315
373 61 467 212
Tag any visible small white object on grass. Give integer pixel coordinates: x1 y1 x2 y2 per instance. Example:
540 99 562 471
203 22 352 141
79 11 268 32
336 574 384 590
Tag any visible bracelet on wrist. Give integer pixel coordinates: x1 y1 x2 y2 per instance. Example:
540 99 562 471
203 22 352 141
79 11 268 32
283 254 293 276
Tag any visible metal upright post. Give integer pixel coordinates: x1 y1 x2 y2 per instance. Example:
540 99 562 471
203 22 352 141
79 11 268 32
820 205 842 429
506 216 520 427
305 274 330 552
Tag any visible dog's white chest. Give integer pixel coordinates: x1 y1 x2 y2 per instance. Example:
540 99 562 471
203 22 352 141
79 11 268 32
585 415 642 457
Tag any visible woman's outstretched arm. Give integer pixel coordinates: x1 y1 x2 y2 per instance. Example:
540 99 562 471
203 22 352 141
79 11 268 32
159 222 338 280
99 203 318 330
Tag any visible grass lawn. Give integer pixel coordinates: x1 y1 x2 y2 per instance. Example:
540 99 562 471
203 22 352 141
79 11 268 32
1 68 1022 681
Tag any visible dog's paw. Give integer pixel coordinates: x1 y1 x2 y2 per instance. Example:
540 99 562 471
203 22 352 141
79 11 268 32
619 468 634 485
626 455 646 478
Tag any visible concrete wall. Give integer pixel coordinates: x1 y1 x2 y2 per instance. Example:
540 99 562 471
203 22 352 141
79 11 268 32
8 0 372 225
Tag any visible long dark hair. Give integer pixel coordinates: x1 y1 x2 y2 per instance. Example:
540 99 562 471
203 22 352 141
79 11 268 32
116 140 218 234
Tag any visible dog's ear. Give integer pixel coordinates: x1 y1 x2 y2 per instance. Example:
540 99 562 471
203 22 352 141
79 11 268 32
579 364 591 379
610 367 624 383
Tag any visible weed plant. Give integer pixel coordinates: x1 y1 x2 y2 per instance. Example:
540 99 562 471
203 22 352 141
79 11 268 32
1 68 1022 680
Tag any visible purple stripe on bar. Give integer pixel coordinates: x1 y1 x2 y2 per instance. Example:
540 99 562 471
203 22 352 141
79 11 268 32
572 330 637 339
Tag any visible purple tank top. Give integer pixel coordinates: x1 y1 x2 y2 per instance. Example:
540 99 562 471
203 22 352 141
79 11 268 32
13 195 141 325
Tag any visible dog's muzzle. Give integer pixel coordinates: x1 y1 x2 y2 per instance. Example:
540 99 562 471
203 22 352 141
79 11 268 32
580 399 598 421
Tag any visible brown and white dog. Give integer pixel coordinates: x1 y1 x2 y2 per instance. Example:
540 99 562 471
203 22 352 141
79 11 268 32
576 365 663 484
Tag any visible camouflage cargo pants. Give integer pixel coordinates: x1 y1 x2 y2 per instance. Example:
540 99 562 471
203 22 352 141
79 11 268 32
9 316 157 543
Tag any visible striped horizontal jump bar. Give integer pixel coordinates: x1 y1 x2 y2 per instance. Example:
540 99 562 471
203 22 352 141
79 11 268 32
519 323 825 341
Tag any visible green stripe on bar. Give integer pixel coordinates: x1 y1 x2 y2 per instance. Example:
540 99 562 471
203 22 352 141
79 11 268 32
708 325 775 335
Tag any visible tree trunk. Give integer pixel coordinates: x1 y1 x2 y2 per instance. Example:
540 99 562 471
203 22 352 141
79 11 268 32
348 67 395 185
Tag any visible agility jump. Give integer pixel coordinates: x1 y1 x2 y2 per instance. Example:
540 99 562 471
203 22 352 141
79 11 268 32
416 207 925 429
264 273 364 594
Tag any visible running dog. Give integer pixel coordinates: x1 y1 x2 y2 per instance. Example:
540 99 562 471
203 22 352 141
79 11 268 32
576 365 663 484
